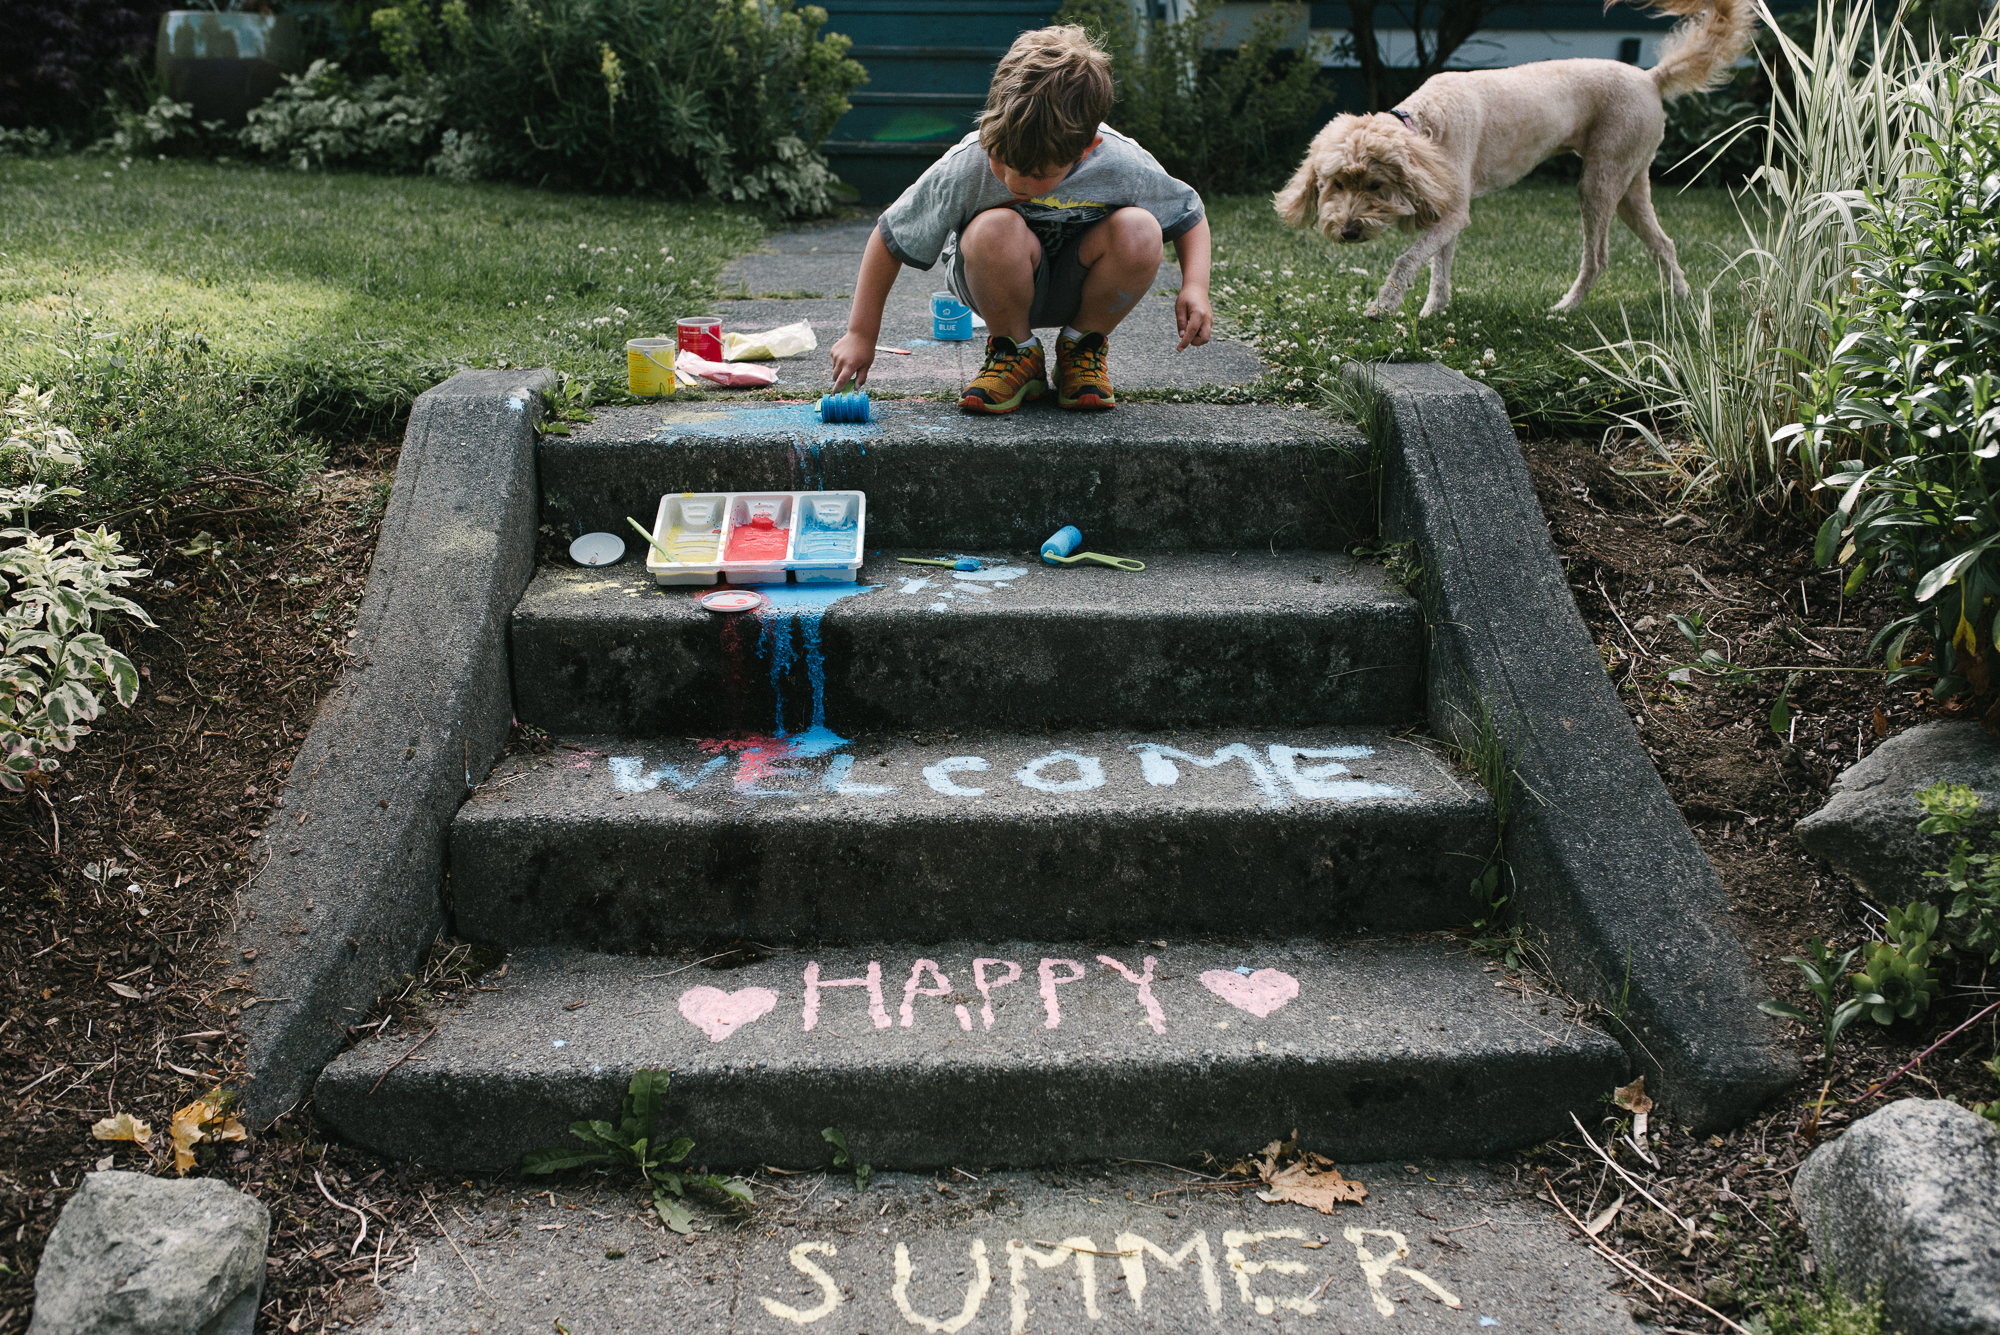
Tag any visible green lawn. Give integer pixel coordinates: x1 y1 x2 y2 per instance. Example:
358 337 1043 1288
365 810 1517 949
0 157 764 434
0 158 1751 436
1205 182 1753 426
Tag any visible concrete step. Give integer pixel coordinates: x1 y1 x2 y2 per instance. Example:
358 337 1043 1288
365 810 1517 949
315 938 1627 1173
449 726 1493 950
539 401 1352 549
511 550 1422 736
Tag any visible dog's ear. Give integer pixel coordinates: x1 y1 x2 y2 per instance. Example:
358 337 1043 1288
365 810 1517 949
1381 135 1454 231
1272 153 1319 229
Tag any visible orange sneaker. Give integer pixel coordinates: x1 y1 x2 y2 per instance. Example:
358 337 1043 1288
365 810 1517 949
1056 330 1115 410
959 335 1046 415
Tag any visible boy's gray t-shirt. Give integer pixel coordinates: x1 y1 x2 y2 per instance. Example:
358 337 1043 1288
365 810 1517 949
876 124 1204 272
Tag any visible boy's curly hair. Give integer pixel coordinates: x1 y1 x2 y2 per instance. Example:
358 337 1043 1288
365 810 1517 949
977 26 1113 173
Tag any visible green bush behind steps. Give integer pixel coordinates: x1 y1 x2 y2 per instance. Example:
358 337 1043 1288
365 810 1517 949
112 0 865 219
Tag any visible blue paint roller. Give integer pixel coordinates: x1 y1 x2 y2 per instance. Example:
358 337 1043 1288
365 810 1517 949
1040 526 1145 572
817 391 871 423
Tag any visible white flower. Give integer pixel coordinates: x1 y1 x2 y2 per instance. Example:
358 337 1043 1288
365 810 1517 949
579 242 589 250
1578 376 1590 386
613 307 629 318
592 316 612 326
545 295 555 304
1482 348 1495 364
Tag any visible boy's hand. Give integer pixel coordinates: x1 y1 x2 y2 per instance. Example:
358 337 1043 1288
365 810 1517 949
1175 288 1213 351
829 331 876 391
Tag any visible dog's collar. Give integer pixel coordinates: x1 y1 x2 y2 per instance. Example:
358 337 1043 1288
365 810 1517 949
1388 107 1418 132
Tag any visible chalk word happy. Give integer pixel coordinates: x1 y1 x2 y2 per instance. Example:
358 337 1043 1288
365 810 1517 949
673 956 1300 1043
612 741 1408 808
757 1225 1461 1330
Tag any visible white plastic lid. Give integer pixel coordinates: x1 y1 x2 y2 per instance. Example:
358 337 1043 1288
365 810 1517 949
569 532 625 566
699 589 767 613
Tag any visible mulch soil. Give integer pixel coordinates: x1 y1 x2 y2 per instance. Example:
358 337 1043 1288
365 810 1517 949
0 430 1995 1333
1518 436 1999 1330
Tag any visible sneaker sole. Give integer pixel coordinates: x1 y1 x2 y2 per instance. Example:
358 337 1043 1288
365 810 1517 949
959 379 1046 415
1058 390 1115 411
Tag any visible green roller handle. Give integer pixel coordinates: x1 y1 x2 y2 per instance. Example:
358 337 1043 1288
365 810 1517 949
1040 549 1146 571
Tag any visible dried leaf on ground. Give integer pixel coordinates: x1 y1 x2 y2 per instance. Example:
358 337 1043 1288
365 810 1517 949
1583 1193 1625 1237
170 1089 248 1174
1614 1075 1655 1139
90 1113 153 1147
1246 1129 1368 1213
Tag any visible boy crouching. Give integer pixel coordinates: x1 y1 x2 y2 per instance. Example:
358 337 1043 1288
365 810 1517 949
829 25 1214 414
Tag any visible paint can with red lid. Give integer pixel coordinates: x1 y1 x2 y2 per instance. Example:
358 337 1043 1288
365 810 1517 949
676 315 723 361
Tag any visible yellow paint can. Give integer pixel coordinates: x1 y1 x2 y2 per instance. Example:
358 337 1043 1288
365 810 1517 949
626 337 676 397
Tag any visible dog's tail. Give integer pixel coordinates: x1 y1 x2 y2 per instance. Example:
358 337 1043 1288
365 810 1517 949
1630 0 1757 101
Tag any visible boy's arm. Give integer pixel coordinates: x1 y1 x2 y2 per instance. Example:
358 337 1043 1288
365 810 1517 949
830 228 903 390
1172 217 1213 351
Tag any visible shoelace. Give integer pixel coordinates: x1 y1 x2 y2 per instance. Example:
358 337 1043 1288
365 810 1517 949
1067 337 1107 382
987 342 1037 377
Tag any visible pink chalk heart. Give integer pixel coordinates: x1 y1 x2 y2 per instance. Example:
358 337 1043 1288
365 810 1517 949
1200 969 1299 1018
677 985 778 1042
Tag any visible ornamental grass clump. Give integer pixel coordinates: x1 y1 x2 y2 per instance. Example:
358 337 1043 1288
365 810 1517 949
1808 61 2000 701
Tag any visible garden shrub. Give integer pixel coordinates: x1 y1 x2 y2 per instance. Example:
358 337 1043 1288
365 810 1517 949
425 0 864 216
1807 66 2000 700
1057 0 1331 196
1 389 152 792
0 0 169 141
240 58 444 172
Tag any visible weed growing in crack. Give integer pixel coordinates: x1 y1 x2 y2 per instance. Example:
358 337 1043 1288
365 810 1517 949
523 1069 751 1234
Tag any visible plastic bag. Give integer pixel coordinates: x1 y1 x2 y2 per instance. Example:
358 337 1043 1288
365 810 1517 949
721 320 817 362
676 350 778 387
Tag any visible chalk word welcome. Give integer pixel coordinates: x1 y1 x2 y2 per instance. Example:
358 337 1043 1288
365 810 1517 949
611 741 1408 807
755 1225 1461 1330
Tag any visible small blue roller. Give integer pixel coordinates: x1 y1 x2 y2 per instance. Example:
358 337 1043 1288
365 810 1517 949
1040 525 1146 572
1041 526 1083 562
818 391 871 423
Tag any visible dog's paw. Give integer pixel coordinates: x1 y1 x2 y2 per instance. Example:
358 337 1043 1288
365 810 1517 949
1418 296 1449 318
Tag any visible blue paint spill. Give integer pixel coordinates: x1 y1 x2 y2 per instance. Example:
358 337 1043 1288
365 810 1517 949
652 402 877 489
755 582 878 751
654 402 880 444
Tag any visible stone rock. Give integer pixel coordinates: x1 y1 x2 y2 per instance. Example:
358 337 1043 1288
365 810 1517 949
1793 1099 2000 1335
30 1171 269 1335
1796 721 2000 943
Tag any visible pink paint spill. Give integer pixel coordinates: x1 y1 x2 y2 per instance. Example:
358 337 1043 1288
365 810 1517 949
1098 954 1166 1034
972 959 1021 1031
1200 968 1300 1018
900 959 952 1027
1038 958 1086 1029
676 985 778 1042
802 960 890 1031
725 513 789 562
692 733 808 796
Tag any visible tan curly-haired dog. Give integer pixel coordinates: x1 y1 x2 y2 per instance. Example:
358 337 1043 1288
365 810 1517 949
1274 0 1754 319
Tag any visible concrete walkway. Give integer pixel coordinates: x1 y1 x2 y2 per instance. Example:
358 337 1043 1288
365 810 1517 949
377 1163 1643 1332
707 212 1267 397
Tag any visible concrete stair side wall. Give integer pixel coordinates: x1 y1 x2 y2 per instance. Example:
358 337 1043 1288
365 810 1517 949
1364 360 1797 1129
234 370 552 1124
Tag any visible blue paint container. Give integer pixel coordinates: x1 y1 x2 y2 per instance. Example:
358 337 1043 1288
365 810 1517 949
931 291 974 342
817 392 871 423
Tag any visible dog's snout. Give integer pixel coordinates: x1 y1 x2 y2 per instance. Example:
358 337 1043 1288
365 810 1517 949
1340 223 1362 241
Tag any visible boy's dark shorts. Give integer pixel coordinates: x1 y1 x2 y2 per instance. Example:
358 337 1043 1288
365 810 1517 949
946 227 1090 331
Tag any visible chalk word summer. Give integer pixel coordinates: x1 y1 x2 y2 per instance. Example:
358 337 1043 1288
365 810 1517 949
757 1226 1461 1330
610 742 1408 807
673 957 1300 1043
